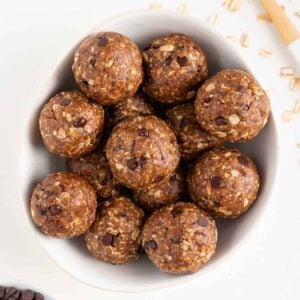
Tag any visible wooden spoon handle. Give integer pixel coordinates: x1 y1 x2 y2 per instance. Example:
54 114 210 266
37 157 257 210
260 0 300 45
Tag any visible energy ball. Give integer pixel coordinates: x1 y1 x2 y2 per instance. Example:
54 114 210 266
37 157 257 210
188 147 260 218
142 33 208 104
84 196 144 264
72 32 143 106
106 116 180 189
66 149 115 200
109 91 155 125
30 172 97 238
165 103 221 159
195 69 270 142
133 168 186 210
39 91 104 158
142 202 217 274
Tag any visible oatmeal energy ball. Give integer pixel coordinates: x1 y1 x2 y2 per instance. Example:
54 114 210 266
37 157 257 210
188 147 260 218
67 149 115 199
73 32 143 106
142 202 217 274
195 69 270 142
84 197 144 264
165 103 220 159
109 91 155 125
39 91 104 158
133 168 186 210
30 172 97 238
142 33 208 104
106 116 180 189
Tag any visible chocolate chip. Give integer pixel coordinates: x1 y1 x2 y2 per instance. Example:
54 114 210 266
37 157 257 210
238 155 249 166
171 206 183 217
44 190 54 197
90 57 96 67
138 156 148 168
119 212 127 217
154 175 164 183
82 79 89 86
237 85 246 92
165 56 172 66
127 158 138 170
148 240 157 250
138 128 149 137
34 293 44 300
20 289 35 300
73 117 87 128
60 98 71 106
171 236 182 244
176 56 188 67
215 116 227 125
102 233 113 245
170 174 177 181
180 118 190 129
37 206 47 216
98 35 108 46
197 216 208 227
0 286 4 297
5 287 18 297
58 184 65 193
242 104 250 112
49 204 62 216
100 177 109 185
211 176 222 189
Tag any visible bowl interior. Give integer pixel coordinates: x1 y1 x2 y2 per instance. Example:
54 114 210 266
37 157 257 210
20 10 279 292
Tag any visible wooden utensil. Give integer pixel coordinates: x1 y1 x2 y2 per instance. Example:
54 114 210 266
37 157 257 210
259 0 300 66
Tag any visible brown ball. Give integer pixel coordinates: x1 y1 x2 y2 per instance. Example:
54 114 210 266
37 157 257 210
165 103 221 159
142 33 208 104
39 91 104 158
72 32 143 106
142 202 217 274
188 147 260 218
133 168 186 210
30 172 97 238
84 197 144 264
194 69 270 142
66 149 116 200
106 116 180 189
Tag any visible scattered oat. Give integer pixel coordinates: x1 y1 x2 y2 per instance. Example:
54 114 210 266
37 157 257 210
295 11 300 17
280 66 295 78
258 48 272 58
226 35 238 41
223 0 241 12
207 14 220 26
240 33 250 48
149 2 162 9
257 12 272 22
177 3 188 13
290 77 300 91
294 98 300 113
282 110 293 123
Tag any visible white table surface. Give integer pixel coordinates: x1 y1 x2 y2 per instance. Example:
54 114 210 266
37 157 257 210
0 0 300 299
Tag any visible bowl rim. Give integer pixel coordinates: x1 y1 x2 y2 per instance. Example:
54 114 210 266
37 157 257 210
19 8 281 293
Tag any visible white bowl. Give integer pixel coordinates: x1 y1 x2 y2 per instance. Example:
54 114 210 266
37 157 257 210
20 10 279 292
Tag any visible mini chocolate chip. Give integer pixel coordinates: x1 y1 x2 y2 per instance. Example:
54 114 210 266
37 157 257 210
237 85 246 92
242 104 250 112
49 204 62 216
102 233 113 245
171 206 183 217
171 236 182 244
119 212 127 217
44 190 54 197
238 155 249 166
0 286 4 297
170 174 177 181
211 176 222 189
154 175 164 183
98 35 108 46
138 128 149 137
215 116 227 125
34 293 45 300
127 158 138 170
165 56 172 66
21 289 35 300
176 56 188 67
73 117 87 128
180 118 190 129
100 177 109 185
60 98 71 107
197 216 208 227
90 57 96 67
5 287 18 297
82 79 89 86
37 206 47 216
138 156 148 168
148 240 157 250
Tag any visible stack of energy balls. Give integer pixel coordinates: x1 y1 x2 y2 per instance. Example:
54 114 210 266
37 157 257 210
30 32 270 274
